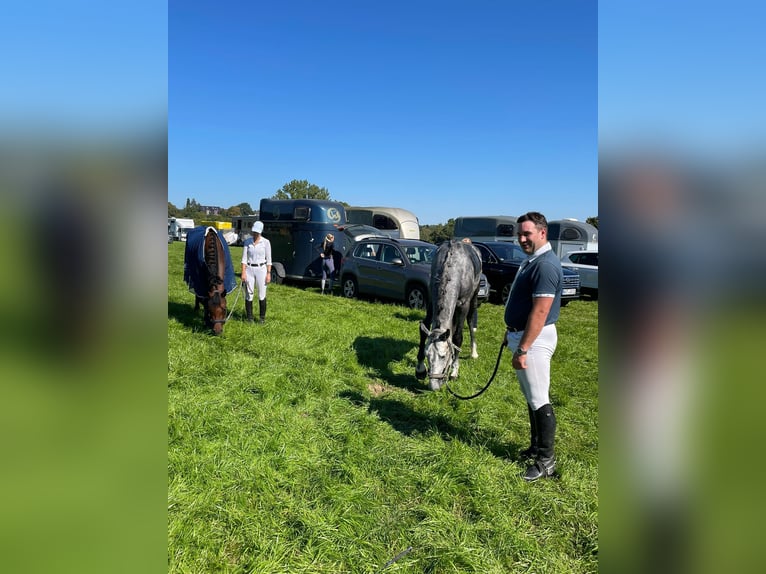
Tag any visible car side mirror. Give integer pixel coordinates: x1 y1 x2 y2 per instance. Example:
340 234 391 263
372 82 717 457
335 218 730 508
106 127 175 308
391 257 404 266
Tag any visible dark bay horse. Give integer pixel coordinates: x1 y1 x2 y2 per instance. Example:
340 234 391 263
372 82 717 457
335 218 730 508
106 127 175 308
416 239 483 390
184 226 236 335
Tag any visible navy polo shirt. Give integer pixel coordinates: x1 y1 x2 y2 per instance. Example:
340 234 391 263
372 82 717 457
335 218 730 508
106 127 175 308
504 244 563 331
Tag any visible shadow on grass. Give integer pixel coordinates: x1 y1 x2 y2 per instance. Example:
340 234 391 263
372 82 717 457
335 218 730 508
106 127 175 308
392 309 426 322
353 336 422 392
338 390 520 461
168 301 199 329
168 298 249 333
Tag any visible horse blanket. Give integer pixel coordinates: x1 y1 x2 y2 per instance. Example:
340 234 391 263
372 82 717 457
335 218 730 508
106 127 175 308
183 226 237 297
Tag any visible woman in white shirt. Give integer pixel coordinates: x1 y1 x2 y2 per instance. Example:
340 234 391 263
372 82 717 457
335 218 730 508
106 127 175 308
240 221 272 323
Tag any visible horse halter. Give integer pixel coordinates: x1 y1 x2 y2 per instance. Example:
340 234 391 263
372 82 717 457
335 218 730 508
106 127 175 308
204 288 228 325
423 327 461 380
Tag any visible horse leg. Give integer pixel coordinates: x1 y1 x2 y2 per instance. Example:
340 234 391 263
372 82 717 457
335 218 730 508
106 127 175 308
468 298 479 359
450 315 466 380
416 321 428 380
415 307 432 380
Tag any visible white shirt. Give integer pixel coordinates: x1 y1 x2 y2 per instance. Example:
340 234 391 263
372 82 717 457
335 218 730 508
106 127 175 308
242 237 272 266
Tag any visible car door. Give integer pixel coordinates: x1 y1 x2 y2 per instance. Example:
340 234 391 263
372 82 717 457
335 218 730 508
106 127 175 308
476 243 517 301
375 243 408 298
577 252 598 290
562 252 593 290
354 241 383 294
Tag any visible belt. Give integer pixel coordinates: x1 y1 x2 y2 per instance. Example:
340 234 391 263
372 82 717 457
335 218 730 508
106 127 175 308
506 326 524 333
248 262 267 267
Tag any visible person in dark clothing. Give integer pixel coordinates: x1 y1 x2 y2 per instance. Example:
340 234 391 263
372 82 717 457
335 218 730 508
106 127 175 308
319 233 335 294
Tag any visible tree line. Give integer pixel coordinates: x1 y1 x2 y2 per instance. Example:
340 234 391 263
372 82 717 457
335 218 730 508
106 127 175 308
169 179 598 238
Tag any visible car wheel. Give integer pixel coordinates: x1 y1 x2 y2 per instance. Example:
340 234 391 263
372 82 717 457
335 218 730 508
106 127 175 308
406 285 427 310
501 282 513 304
342 276 358 299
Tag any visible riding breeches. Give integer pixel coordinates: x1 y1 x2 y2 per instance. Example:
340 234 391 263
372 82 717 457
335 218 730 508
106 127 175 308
244 266 268 301
506 323 558 410
322 257 335 280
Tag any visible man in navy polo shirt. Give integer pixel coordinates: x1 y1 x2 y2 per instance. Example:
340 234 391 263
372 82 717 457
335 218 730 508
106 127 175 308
504 212 564 481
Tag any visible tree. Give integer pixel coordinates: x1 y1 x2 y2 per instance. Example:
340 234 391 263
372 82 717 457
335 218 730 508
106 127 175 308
420 219 455 244
168 201 180 217
273 179 330 200
181 198 201 218
586 216 598 228
237 202 254 216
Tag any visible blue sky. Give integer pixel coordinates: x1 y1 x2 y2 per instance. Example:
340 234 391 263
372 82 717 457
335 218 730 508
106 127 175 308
1 1 167 129
599 1 766 155
169 1 597 225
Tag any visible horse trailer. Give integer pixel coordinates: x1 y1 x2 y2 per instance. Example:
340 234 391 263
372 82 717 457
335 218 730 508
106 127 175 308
168 217 196 241
230 213 261 245
547 219 598 258
346 206 421 239
453 216 518 243
258 198 349 284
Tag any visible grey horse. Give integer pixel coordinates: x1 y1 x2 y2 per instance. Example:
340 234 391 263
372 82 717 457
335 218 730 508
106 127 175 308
416 239 482 390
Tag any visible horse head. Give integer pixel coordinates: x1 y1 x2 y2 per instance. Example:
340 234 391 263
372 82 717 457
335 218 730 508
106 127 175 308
420 322 460 390
205 276 227 335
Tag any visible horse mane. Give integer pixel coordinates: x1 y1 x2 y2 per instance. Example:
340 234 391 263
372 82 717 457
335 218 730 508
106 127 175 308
430 240 482 330
204 229 225 293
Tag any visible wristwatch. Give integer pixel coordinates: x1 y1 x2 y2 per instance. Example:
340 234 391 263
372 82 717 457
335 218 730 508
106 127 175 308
514 347 527 356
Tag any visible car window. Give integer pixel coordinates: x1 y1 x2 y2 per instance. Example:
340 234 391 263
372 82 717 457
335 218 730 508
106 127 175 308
381 244 400 263
476 244 492 263
492 243 525 263
356 242 379 260
404 246 420 263
583 253 598 266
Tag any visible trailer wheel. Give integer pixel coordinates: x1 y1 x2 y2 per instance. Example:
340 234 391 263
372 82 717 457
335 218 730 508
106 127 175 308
270 269 283 284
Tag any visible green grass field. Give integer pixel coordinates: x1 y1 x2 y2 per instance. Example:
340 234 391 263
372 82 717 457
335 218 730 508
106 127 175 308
168 241 598 573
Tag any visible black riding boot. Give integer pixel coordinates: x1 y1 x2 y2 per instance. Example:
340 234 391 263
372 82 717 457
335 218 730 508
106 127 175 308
245 300 254 323
519 403 539 459
258 299 267 324
524 403 556 482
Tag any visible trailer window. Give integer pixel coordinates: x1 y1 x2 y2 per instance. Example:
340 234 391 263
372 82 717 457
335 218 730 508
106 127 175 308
560 227 582 241
373 214 398 230
497 224 515 237
293 207 310 220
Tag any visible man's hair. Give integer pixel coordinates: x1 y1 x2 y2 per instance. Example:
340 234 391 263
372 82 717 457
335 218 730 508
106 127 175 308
517 211 548 230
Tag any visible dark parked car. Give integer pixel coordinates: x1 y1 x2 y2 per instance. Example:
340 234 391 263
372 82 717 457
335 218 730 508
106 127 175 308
472 241 580 305
339 237 489 309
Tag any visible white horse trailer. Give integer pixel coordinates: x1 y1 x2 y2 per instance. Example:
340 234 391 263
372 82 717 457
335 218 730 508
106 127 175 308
168 217 196 241
548 219 598 258
346 206 420 239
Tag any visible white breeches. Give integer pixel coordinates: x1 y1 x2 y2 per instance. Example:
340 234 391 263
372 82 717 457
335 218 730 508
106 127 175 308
244 266 267 301
506 323 558 410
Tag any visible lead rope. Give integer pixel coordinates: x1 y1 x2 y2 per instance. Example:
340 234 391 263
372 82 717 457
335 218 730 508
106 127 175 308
224 281 244 323
445 336 507 400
